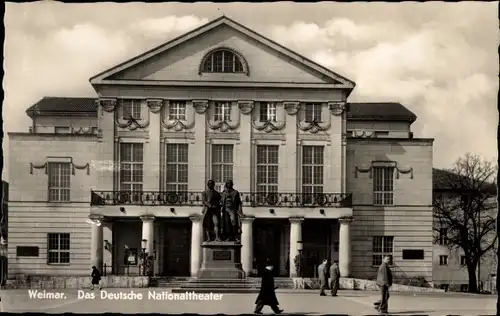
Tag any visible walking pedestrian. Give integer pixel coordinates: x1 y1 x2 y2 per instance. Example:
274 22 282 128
373 256 392 314
90 266 102 290
318 258 329 296
330 260 340 296
254 258 283 314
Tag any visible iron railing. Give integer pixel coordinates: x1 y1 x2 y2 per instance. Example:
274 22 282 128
91 191 352 208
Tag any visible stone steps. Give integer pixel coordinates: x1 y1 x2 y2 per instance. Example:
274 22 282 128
171 287 260 294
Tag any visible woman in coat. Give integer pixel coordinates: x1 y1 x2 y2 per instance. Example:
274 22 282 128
254 258 283 314
90 266 102 290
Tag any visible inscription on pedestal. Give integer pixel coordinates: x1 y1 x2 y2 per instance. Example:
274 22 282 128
213 250 231 260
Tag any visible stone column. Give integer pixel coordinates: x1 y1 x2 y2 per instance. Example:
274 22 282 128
89 214 104 271
289 217 304 277
140 215 155 255
189 214 203 277
241 216 255 276
339 216 353 277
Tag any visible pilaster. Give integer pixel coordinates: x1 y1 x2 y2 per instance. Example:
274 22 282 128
289 217 304 277
339 216 353 277
144 100 161 191
189 214 203 277
140 215 156 255
282 102 298 192
102 218 113 272
191 100 208 191
241 216 255 276
89 214 104 271
97 99 116 191
237 101 253 192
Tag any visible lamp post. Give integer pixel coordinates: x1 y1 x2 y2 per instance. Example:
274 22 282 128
297 240 303 278
141 239 148 276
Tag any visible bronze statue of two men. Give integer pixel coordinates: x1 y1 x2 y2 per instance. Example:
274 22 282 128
201 180 244 242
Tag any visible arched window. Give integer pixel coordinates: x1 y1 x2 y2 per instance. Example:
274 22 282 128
201 49 246 73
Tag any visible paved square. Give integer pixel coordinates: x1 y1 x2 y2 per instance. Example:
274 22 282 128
1 288 496 315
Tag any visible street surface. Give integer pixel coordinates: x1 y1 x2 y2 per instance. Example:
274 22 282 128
0 288 496 315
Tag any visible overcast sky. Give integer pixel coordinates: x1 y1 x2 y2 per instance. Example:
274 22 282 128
3 2 498 181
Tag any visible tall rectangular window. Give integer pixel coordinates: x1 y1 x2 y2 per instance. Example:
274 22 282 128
438 227 448 245
259 102 277 122
47 233 70 264
372 236 394 266
165 144 188 192
211 145 234 189
373 167 394 205
168 101 187 121
214 102 231 121
439 255 448 266
48 163 71 202
120 143 144 199
302 146 324 202
122 100 141 119
304 103 322 123
256 145 279 199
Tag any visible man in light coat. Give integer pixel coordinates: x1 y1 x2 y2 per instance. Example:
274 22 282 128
317 259 329 296
329 260 340 296
374 256 393 314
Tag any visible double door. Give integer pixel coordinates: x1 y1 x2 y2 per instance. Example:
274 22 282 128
162 221 191 276
254 221 281 276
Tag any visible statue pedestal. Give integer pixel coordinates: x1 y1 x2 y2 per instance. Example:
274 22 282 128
197 241 245 279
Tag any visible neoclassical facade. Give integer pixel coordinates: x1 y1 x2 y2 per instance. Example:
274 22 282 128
8 16 434 282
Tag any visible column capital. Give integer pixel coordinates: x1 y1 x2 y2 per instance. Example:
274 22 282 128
242 215 255 223
189 214 203 222
89 214 104 222
289 217 304 223
140 214 156 222
339 216 354 225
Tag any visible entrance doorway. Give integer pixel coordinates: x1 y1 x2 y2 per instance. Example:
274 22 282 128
302 219 332 278
253 219 282 276
162 219 191 276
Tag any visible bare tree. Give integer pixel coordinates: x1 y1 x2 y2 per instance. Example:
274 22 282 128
433 153 497 293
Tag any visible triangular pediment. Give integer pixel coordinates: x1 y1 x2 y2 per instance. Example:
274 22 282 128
90 16 355 88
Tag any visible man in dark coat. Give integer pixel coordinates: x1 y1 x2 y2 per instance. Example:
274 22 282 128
201 180 222 241
329 260 340 296
374 256 393 314
318 258 329 296
254 259 283 314
90 266 102 290
220 180 243 241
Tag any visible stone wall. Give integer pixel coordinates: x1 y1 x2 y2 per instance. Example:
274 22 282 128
5 275 149 289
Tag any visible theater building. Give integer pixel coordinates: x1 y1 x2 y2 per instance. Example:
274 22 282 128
7 16 434 282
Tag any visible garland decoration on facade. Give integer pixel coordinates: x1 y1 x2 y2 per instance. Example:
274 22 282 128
297 118 331 134
354 162 414 179
206 102 240 132
160 101 196 132
73 163 91 175
251 102 286 133
396 167 414 179
30 162 47 174
115 116 150 131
